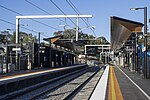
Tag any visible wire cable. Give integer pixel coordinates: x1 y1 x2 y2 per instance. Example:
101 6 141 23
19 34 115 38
25 0 77 34
25 0 68 28
0 4 58 30
25 0 51 15
68 0 90 25
0 18 38 33
66 0 96 37
66 0 89 26
49 0 76 26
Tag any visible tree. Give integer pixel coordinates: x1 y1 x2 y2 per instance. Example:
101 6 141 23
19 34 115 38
0 31 12 43
53 31 63 37
53 29 110 55
0 34 6 43
63 29 76 39
11 31 38 43
95 36 110 45
53 29 110 45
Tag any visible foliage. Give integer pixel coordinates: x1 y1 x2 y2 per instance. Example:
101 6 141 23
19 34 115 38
0 31 12 43
0 31 38 45
95 36 109 45
53 29 110 45
11 31 38 43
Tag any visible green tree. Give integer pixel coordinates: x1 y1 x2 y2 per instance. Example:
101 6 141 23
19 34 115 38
95 36 110 45
0 31 12 43
11 31 38 43
53 29 110 54
53 31 63 37
53 29 110 45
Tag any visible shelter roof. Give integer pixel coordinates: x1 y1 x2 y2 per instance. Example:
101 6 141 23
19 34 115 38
111 16 143 51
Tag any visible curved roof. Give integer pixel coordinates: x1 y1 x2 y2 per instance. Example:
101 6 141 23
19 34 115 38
111 16 143 51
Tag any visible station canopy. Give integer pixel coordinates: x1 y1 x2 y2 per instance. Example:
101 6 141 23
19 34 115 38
43 36 83 52
111 16 143 51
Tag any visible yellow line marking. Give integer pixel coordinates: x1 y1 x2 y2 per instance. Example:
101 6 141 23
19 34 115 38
108 66 124 100
110 66 116 100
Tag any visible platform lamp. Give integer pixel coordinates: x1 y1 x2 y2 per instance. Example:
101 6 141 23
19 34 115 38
130 7 148 78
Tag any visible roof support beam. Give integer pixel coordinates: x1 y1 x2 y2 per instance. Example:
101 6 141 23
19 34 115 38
16 15 92 19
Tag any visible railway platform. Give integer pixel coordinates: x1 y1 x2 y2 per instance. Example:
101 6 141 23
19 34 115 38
0 64 87 99
90 65 150 100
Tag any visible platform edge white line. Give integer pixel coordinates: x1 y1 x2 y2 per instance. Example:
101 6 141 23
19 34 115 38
118 67 150 100
90 65 110 100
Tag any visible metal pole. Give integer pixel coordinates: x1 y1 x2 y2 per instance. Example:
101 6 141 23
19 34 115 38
144 7 147 78
100 52 102 61
105 52 107 64
136 34 139 72
16 15 92 19
6 40 8 73
28 54 30 69
85 45 86 55
16 18 19 71
140 45 142 73
16 18 19 44
49 40 52 67
38 32 40 68
135 33 138 72
76 17 79 41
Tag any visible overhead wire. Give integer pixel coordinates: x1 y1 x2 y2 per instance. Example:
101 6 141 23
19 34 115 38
0 19 38 33
40 33 50 38
66 0 89 27
0 4 59 30
25 0 51 15
49 0 76 26
0 18 50 59
0 18 38 33
25 0 66 23
67 0 92 26
25 0 77 32
66 0 96 37
68 0 90 25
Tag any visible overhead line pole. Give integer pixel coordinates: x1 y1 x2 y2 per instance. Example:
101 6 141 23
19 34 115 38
16 18 19 71
15 14 92 70
76 17 79 41
16 15 92 43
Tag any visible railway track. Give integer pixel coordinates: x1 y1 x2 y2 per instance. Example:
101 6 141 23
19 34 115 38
9 66 105 100
11 66 89 100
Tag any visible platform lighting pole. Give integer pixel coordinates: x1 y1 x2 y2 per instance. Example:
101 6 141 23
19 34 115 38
130 7 148 78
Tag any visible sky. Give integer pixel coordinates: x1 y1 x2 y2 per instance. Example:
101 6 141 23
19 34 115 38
0 0 150 42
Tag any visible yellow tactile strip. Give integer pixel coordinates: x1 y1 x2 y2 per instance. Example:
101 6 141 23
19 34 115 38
108 66 124 100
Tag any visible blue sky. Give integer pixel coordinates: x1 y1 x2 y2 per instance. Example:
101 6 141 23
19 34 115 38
0 0 150 42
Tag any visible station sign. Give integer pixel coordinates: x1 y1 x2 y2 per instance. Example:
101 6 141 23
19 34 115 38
12 48 21 51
